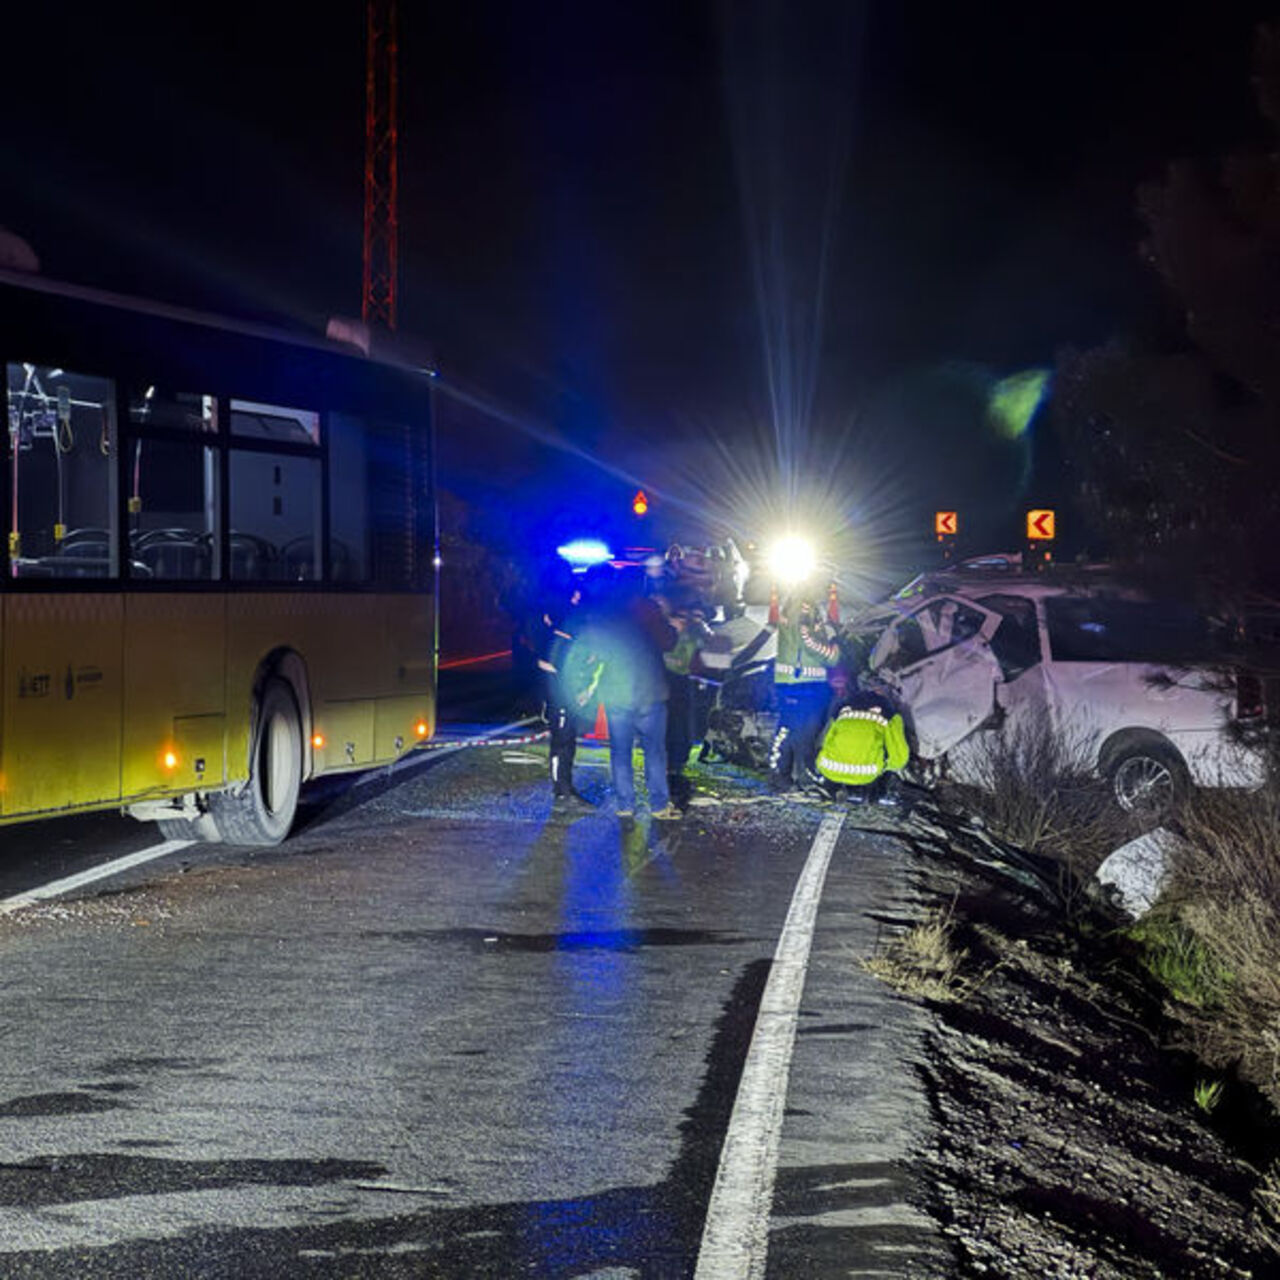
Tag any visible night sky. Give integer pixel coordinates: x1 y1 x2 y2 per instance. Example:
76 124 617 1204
2 1 1275 574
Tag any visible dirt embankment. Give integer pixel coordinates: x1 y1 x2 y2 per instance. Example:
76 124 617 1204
882 805 1280 1279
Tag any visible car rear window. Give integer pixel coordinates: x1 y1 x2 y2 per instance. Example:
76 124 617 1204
1044 597 1214 664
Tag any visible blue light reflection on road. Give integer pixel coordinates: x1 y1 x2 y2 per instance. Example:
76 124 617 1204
521 813 682 1273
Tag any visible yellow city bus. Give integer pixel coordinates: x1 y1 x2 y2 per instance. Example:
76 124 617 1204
0 268 436 844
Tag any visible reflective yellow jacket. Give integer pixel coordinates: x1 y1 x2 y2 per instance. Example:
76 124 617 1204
815 705 910 785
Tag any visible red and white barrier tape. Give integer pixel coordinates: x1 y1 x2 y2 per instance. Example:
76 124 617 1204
417 728 551 750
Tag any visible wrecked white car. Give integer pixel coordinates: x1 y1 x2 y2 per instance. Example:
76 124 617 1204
862 571 1268 814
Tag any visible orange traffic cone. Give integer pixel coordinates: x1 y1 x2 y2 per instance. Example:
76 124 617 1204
768 583 780 626
826 580 840 624
586 702 609 741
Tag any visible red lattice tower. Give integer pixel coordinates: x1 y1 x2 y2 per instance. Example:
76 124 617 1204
362 0 399 330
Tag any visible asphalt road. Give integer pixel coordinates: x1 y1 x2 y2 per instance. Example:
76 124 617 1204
0 659 524 904
0 673 942 1277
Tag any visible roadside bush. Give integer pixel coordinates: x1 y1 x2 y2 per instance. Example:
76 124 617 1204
924 714 1280 1121
939 718 1134 878
1125 916 1234 1009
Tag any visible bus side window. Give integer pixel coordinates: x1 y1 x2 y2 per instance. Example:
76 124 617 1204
126 390 219 581
330 415 426 589
229 400 322 582
228 451 322 582
6 363 118 579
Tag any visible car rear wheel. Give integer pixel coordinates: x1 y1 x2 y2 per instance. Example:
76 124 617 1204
1107 742 1188 820
207 678 303 846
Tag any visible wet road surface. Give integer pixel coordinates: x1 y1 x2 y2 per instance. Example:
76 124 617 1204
0 661 525 905
0 730 941 1277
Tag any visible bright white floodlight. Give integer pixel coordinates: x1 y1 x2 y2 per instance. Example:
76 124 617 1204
765 534 817 586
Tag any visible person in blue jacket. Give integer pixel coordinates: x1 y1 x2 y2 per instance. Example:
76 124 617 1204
563 576 683 821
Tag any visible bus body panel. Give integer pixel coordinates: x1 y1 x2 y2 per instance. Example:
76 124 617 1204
0 271 438 832
387 593 436 698
314 699 377 769
225 593 375 775
1 593 124 816
122 593 228 797
0 589 436 823
221 592 435 778
382 592 437 746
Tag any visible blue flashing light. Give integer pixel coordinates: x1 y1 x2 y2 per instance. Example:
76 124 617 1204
557 538 613 570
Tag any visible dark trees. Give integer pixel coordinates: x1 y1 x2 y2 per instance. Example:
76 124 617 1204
1054 23 1280 603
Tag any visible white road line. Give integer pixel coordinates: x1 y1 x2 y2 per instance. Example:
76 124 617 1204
0 838 195 915
694 808 847 1280
0 720 538 917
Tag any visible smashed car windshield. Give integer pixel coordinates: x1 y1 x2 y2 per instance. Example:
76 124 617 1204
1044 597 1214 664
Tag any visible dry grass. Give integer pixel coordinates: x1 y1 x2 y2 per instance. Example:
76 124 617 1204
940 718 1280 1117
1258 1161 1280 1230
942 718 1134 880
1255 1160 1280 1259
863 904 970 1002
908 708 1280 1142
1159 789 1280 1107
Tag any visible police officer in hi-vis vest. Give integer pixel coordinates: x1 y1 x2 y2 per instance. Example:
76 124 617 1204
768 594 840 792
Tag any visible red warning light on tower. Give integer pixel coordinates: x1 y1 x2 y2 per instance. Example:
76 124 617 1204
632 490 649 517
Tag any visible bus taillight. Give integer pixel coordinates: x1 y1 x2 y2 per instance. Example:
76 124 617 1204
415 719 429 738
162 749 179 771
311 733 326 750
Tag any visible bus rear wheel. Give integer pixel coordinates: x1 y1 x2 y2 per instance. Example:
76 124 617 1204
209 678 303 846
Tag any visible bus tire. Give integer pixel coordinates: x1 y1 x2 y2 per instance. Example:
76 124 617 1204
154 812 220 843
209 678 303 846
156 817 200 841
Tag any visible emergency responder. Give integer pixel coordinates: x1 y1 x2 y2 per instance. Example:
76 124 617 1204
535 573 591 808
814 688 910 805
768 593 841 792
661 589 713 807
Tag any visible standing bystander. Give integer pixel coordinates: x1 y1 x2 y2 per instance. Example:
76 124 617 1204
566 578 681 820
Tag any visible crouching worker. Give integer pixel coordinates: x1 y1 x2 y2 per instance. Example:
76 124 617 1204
815 690 910 806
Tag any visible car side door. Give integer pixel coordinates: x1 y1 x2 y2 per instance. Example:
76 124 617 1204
869 596 1004 758
974 591 1052 733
